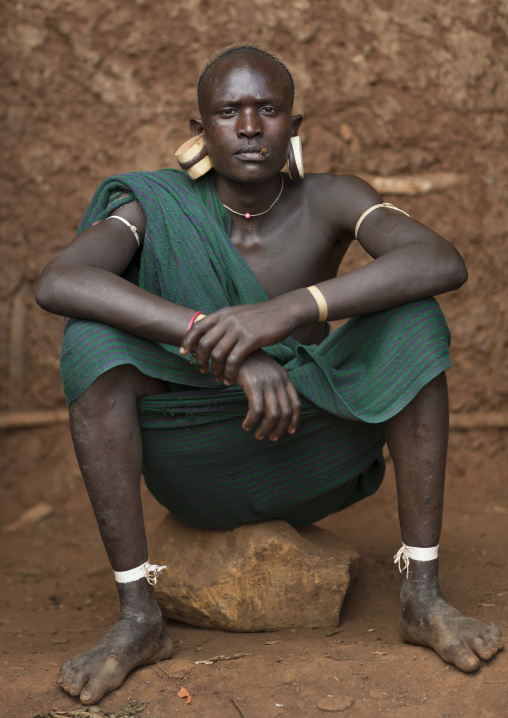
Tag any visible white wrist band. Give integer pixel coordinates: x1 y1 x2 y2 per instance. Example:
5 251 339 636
394 543 439 578
106 215 141 247
114 561 167 586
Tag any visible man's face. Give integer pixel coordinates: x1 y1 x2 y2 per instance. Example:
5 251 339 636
196 53 301 183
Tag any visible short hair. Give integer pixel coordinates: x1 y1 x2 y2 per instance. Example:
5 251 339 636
197 43 295 110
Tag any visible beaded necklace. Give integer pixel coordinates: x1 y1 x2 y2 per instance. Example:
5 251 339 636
222 175 284 219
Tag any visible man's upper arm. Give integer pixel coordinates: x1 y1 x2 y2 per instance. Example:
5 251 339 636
49 201 147 276
325 174 446 258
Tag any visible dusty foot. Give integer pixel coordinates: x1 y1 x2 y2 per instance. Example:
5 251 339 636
59 614 173 704
399 581 503 672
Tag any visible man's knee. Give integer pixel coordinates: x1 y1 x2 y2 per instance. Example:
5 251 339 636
70 365 167 418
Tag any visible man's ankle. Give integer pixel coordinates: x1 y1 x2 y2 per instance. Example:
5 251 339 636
400 569 444 605
117 578 162 619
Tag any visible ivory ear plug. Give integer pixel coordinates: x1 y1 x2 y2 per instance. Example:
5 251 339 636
175 136 212 180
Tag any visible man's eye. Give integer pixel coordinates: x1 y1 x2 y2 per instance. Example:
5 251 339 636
220 109 236 116
262 106 276 114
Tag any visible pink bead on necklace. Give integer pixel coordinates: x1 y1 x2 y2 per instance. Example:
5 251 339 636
222 175 284 219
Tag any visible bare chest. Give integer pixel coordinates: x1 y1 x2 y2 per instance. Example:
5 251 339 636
229 213 350 299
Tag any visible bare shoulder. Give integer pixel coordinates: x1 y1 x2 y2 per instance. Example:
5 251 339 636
47 200 146 275
110 199 146 233
301 173 382 235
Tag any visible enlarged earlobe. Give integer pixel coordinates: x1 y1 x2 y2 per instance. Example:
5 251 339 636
287 136 304 180
175 136 212 180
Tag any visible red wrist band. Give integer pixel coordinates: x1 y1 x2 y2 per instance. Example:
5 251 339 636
186 311 206 332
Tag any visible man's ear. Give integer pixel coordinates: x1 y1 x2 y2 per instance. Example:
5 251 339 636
291 114 303 137
189 118 204 138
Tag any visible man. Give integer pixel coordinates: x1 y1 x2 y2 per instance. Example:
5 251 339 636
36 44 502 705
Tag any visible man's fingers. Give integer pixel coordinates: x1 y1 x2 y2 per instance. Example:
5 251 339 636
223 341 256 385
242 385 264 433
193 325 228 373
179 315 214 354
210 335 238 381
236 352 300 440
254 388 280 440
286 381 301 434
268 384 293 441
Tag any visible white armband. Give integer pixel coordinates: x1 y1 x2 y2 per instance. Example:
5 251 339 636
354 202 410 240
106 215 141 247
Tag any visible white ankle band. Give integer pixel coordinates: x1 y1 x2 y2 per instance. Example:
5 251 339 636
114 561 167 586
394 544 439 577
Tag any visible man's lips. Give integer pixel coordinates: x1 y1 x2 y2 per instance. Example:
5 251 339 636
234 145 268 159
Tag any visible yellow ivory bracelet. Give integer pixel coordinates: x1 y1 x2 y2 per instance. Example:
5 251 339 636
354 202 410 240
306 285 328 323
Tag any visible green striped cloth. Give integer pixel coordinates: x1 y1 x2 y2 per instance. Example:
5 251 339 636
61 169 452 528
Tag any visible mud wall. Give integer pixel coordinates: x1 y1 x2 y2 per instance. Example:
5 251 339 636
1 0 507 514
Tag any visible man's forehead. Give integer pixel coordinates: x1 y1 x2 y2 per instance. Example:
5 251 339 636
200 54 293 106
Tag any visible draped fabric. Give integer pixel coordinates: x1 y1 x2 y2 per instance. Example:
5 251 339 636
60 169 452 528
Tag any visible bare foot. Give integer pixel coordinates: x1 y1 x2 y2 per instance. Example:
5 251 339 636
59 613 173 704
399 579 503 672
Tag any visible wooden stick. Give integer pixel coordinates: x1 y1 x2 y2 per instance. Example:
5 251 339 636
9 284 28 406
231 697 249 718
0 409 69 430
362 171 462 196
449 412 508 430
0 409 506 431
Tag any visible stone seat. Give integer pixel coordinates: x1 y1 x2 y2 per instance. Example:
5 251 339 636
150 514 359 632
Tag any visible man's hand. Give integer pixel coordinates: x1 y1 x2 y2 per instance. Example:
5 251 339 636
234 350 301 441
179 295 315 385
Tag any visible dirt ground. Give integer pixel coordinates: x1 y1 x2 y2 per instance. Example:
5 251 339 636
1 428 507 718
1 0 507 716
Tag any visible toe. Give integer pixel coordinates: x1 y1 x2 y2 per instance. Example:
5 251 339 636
441 642 480 672
488 624 504 650
59 660 74 685
79 657 124 705
60 661 90 697
60 658 80 684
456 652 481 672
66 674 89 697
471 623 504 658
60 658 72 673
471 637 493 661
80 673 124 705
80 687 99 705
59 668 73 694
80 690 97 705
58 679 71 695
80 679 105 705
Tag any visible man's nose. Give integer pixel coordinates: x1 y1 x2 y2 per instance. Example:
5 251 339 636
238 110 262 137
